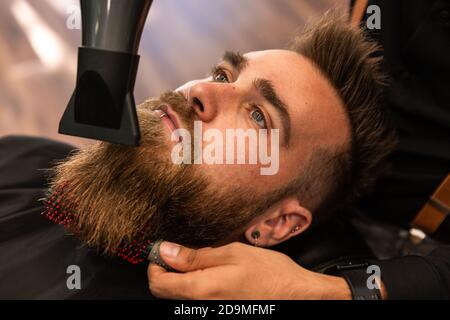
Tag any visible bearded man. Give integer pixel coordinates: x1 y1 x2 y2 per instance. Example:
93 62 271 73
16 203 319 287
0 13 395 299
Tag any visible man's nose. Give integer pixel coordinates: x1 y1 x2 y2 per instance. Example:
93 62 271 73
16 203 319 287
186 82 237 123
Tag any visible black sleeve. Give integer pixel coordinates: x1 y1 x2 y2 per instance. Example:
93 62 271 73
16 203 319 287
374 246 450 299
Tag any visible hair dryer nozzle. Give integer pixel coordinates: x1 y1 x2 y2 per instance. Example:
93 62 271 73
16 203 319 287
60 0 154 146
59 47 141 146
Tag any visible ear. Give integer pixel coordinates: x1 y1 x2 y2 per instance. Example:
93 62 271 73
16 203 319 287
244 197 312 247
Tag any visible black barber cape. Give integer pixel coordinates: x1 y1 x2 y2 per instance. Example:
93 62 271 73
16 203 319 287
0 136 152 299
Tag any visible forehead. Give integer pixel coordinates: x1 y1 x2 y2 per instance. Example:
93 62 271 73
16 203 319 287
244 49 314 85
243 50 337 112
242 49 350 151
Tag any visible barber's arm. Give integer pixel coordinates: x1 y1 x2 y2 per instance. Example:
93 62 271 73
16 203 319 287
372 246 450 300
148 241 450 300
147 241 387 300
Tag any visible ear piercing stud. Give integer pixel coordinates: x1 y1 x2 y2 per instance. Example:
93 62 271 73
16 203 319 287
251 230 260 247
251 226 300 247
292 226 301 233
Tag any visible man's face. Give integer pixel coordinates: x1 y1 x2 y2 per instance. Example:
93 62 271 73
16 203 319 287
173 49 350 197
47 50 350 257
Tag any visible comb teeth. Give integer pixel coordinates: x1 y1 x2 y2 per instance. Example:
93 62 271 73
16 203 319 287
117 238 154 265
42 182 153 265
42 182 80 234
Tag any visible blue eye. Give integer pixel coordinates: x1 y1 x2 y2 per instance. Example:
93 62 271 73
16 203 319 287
212 68 229 83
250 108 267 128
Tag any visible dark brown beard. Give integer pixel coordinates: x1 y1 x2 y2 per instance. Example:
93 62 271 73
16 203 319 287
44 92 270 262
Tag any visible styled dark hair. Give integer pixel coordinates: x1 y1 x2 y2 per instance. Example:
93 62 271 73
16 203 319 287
286 11 397 219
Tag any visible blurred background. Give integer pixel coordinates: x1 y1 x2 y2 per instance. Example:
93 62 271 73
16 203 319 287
0 0 347 147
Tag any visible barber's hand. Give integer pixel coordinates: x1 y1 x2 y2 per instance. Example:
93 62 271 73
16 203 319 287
147 241 352 300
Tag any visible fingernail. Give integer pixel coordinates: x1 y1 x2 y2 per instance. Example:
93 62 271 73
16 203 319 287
159 241 180 259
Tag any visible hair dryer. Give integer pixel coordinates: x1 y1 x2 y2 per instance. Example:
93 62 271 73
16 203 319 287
59 0 154 146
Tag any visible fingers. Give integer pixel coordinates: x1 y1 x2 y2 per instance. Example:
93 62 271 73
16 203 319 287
148 242 254 299
148 263 193 299
148 263 225 299
157 241 239 272
148 263 187 299
148 263 167 279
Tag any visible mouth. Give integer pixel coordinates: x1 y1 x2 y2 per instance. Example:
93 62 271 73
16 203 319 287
153 104 182 134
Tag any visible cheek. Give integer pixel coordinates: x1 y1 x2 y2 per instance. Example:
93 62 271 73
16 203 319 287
201 110 242 130
201 163 264 190
201 161 295 196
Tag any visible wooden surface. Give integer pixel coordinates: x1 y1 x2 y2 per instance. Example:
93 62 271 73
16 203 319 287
0 0 346 147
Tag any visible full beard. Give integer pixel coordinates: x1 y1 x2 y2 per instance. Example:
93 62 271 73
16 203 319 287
44 91 266 262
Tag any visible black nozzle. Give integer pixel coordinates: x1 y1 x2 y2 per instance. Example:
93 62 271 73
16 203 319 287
59 0 153 146
59 47 141 146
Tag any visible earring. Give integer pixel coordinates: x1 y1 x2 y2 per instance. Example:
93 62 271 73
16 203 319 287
291 226 301 234
251 230 260 247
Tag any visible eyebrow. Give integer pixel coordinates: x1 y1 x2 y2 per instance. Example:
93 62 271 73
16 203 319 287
253 78 291 146
222 51 249 73
220 51 291 146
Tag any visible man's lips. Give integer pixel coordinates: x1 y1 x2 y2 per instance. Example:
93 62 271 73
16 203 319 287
154 104 182 134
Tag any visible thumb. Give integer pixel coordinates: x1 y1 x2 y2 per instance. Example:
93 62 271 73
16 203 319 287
158 241 235 272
